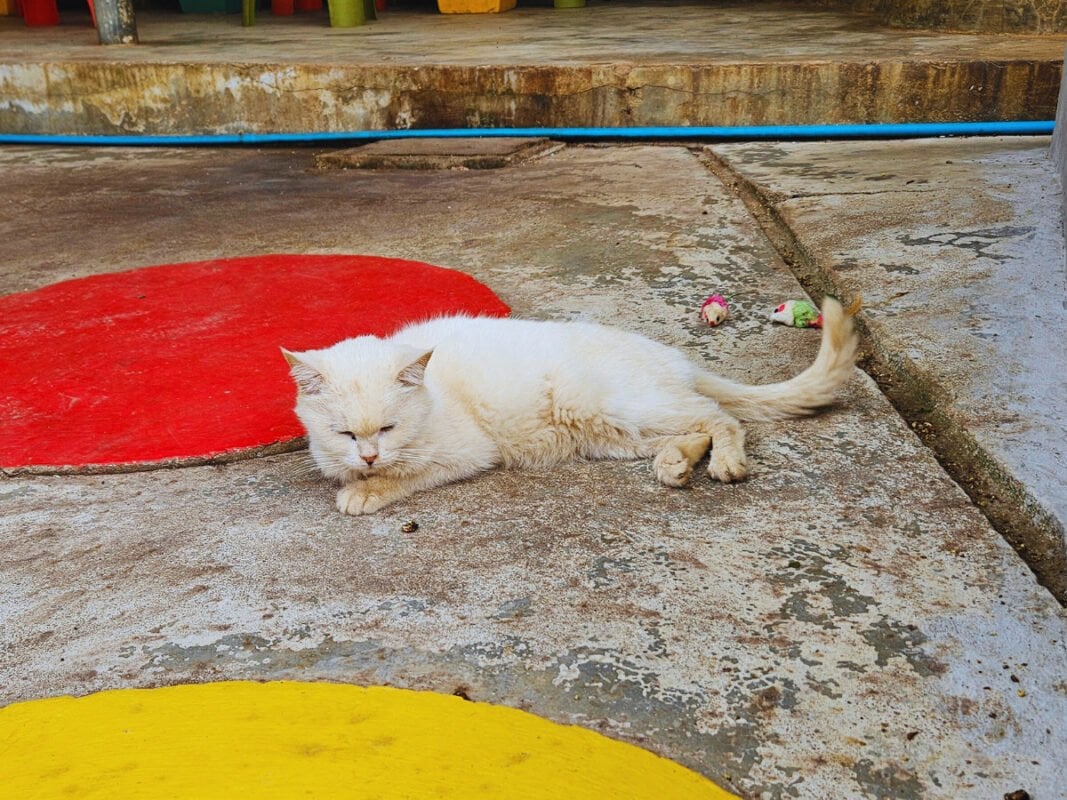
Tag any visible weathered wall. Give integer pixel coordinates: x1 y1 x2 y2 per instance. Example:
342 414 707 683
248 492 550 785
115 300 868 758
1051 44 1067 283
1053 44 1067 180
814 0 1067 33
0 61 1059 137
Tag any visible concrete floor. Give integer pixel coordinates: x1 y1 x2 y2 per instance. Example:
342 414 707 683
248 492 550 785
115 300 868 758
1 139 1065 799
1 1 1063 134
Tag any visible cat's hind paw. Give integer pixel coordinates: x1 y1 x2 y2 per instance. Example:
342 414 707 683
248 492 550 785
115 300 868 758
707 448 748 483
654 446 695 487
653 434 711 487
648 448 691 486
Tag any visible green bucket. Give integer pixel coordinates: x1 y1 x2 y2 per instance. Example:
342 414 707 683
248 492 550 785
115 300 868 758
328 0 366 26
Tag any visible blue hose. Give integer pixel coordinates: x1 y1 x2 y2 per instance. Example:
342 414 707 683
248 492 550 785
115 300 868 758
0 120 1054 146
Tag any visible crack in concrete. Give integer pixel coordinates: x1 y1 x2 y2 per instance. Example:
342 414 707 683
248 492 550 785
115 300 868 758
781 188 941 199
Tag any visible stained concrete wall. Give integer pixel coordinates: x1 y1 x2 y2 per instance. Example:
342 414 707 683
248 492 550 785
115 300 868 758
0 60 1058 137
816 0 1067 33
1053 44 1067 300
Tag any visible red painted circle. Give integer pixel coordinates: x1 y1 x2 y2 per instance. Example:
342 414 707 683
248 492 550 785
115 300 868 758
0 255 509 471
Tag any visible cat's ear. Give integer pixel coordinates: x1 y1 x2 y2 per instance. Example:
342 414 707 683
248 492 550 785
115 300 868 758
281 348 325 395
397 349 433 388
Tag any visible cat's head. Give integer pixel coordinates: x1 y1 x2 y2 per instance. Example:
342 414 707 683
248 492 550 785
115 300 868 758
281 337 433 482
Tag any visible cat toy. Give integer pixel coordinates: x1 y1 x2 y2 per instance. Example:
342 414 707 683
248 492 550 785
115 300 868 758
771 299 822 328
700 294 729 327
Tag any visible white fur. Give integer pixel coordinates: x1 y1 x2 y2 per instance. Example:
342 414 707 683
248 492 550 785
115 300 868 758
284 298 859 515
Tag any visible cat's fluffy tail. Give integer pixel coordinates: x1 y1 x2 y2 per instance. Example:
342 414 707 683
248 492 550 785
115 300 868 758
696 297 861 422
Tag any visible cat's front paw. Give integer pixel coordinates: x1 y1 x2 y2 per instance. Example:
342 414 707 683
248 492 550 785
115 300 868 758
708 448 748 483
336 484 386 515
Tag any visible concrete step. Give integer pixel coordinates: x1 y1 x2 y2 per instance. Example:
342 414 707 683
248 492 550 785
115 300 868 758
709 135 1067 603
0 2 1062 136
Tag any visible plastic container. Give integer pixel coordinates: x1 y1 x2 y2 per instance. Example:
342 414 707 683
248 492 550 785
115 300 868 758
327 0 364 26
22 0 60 25
437 0 515 13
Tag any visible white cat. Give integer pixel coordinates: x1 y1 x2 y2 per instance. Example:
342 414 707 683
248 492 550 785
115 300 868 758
283 297 859 515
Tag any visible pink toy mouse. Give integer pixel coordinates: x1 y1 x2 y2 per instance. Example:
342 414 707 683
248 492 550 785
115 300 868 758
700 294 729 327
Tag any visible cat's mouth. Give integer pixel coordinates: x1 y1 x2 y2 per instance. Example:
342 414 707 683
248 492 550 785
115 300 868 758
351 461 383 475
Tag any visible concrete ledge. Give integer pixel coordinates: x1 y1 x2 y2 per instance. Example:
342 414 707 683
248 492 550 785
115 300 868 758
0 59 1060 136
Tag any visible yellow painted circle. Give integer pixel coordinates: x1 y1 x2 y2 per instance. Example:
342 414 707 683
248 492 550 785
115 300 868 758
0 681 737 799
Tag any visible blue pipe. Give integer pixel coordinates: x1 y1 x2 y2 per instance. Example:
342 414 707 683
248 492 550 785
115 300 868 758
0 120 1054 146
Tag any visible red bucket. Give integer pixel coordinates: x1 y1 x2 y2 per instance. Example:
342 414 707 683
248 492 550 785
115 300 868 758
22 0 60 26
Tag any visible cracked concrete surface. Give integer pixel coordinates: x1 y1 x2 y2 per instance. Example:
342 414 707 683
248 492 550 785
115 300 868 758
1 142 1065 798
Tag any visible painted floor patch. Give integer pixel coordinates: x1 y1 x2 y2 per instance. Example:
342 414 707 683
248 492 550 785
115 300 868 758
0 254 508 473
0 680 736 799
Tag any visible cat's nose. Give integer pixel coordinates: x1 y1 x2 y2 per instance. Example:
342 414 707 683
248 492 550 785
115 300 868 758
362 454 377 466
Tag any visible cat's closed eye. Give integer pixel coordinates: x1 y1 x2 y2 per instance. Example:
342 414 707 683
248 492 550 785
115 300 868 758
338 428 393 439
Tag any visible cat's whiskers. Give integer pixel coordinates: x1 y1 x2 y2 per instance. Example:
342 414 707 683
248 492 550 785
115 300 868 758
393 449 446 468
287 453 326 477
293 449 357 482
